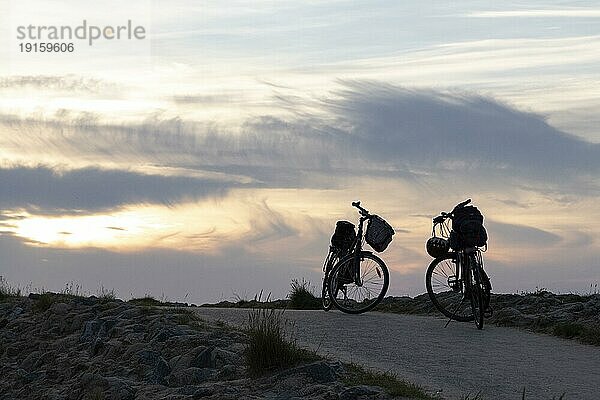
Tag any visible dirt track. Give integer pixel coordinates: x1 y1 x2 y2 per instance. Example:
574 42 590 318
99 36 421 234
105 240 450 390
194 308 600 400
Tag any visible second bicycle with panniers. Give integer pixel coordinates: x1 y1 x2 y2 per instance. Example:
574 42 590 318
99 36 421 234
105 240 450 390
322 201 395 314
425 199 492 329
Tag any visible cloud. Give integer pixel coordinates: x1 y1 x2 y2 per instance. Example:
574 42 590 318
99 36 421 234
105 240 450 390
487 221 562 247
172 94 236 105
246 200 298 243
0 75 116 93
329 82 598 176
1 82 598 200
468 10 600 18
0 165 238 214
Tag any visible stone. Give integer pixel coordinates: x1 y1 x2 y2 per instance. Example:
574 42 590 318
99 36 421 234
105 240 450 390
73 296 99 306
278 361 339 384
151 325 185 342
105 377 136 400
137 349 171 384
20 350 42 371
91 337 105 356
80 320 104 343
8 306 24 320
339 385 383 400
212 347 239 368
191 346 216 368
193 387 215 398
168 367 215 386
215 364 238 380
50 302 69 315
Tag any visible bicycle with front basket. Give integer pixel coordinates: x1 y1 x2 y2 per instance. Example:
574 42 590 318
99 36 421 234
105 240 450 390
425 199 492 329
322 201 394 314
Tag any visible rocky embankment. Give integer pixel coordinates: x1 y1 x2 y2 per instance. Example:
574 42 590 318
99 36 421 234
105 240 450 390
0 294 416 400
377 291 600 344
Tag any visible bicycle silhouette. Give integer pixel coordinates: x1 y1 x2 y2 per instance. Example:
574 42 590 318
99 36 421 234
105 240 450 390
322 201 394 314
425 199 492 329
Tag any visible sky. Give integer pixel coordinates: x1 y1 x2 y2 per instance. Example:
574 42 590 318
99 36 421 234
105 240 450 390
0 0 598 303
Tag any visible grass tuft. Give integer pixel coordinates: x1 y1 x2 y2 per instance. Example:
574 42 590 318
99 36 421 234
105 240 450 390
128 296 162 306
288 278 321 310
97 285 116 301
244 298 318 376
33 292 64 312
343 362 434 399
0 276 21 301
60 281 83 298
553 322 583 338
553 322 600 346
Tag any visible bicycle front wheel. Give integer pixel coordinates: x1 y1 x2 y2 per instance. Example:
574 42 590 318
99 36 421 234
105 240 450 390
327 251 389 314
426 253 473 322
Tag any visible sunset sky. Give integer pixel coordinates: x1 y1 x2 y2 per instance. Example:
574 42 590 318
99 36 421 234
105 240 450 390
0 0 598 303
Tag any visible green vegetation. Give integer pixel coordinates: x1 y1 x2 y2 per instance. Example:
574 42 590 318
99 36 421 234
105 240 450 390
244 304 319 376
288 278 320 310
0 276 21 301
96 285 115 301
553 322 600 346
61 281 84 298
128 296 162 306
33 292 66 312
342 363 434 399
173 308 196 324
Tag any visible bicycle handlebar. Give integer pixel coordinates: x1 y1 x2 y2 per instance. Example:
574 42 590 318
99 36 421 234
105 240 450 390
352 201 370 217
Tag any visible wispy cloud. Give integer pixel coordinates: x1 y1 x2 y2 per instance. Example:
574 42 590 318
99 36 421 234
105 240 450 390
468 9 600 18
0 165 237 214
488 220 562 247
0 75 116 92
2 82 598 196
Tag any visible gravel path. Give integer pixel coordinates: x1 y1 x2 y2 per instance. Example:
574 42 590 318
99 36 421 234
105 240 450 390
194 308 600 400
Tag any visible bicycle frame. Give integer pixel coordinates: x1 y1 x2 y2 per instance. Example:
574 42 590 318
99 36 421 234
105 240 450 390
348 215 370 285
322 204 371 295
322 201 391 314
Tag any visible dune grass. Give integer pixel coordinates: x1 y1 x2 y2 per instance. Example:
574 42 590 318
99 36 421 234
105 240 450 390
288 278 321 310
128 295 162 306
244 302 319 376
552 322 600 346
343 362 434 399
0 276 21 302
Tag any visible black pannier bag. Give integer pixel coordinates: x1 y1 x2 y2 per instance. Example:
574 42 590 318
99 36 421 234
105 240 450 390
331 220 356 252
366 215 395 252
452 205 488 247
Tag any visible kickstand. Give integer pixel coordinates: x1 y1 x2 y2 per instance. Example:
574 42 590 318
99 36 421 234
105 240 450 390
445 297 466 328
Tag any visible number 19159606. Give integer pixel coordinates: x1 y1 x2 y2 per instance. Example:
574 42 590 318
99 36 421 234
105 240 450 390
19 43 74 52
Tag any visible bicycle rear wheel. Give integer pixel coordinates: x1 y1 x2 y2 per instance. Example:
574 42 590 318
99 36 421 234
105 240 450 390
426 253 473 322
322 249 342 311
322 280 332 311
327 251 389 314
468 255 485 329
